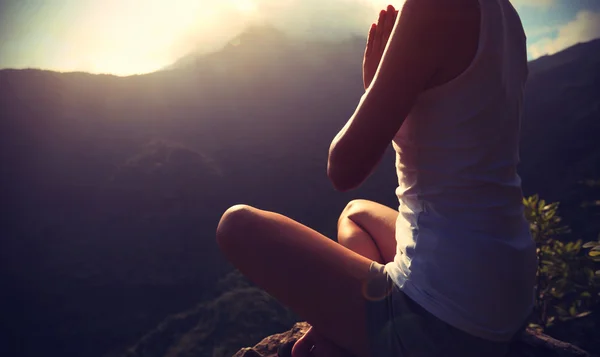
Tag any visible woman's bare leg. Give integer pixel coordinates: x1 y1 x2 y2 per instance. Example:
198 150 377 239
337 199 398 264
216 205 374 357
291 200 399 356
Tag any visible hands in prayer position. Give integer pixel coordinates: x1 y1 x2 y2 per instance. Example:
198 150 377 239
363 5 399 91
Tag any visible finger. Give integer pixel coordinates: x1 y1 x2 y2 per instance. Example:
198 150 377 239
382 25 393 49
382 6 397 49
385 4 396 27
384 6 396 34
373 9 386 52
379 7 393 52
377 8 387 27
388 6 398 25
365 23 377 57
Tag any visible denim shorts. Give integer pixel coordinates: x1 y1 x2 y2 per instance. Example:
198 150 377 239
364 261 513 357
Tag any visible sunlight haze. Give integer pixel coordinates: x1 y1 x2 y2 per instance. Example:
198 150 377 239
0 0 599 76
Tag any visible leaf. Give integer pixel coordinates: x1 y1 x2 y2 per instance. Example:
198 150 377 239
585 268 596 279
555 306 568 316
589 251 600 257
528 323 543 333
574 311 592 319
583 241 599 249
569 305 577 316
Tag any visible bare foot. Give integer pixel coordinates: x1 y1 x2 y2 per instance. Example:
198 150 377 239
291 327 354 357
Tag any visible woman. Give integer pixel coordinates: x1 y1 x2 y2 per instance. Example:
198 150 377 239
216 0 537 356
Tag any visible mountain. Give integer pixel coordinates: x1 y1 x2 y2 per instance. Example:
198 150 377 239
0 27 599 357
519 38 600 241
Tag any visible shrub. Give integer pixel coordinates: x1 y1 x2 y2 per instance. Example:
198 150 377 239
523 195 600 330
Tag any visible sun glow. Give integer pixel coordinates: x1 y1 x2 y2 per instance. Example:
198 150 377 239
232 0 258 13
65 0 265 76
2 0 406 76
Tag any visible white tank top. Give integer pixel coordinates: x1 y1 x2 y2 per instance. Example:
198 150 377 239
385 0 538 342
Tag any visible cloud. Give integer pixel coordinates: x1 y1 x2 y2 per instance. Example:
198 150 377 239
511 0 555 8
528 10 600 59
252 0 391 39
525 25 557 39
174 0 394 53
167 0 397 69
0 0 402 75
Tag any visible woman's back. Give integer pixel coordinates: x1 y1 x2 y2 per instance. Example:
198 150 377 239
386 0 538 342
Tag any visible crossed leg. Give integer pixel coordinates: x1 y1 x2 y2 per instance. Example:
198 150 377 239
337 199 398 264
216 200 398 357
292 200 399 356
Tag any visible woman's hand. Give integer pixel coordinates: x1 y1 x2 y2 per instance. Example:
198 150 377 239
330 0 443 191
363 5 398 91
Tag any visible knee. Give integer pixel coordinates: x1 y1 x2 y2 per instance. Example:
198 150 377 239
338 200 371 242
216 204 258 249
339 199 369 225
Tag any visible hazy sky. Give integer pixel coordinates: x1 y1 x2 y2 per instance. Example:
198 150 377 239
1 0 599 76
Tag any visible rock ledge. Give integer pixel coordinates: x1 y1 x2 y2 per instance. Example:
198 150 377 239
232 322 595 357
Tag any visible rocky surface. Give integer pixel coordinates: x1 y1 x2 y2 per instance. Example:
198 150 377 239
232 322 595 357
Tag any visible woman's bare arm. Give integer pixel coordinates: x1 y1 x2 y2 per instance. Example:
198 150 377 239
327 0 444 192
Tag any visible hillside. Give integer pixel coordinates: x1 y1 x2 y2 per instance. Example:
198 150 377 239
520 38 600 242
0 27 599 357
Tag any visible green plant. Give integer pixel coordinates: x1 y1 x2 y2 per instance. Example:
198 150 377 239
583 236 600 267
523 195 600 330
